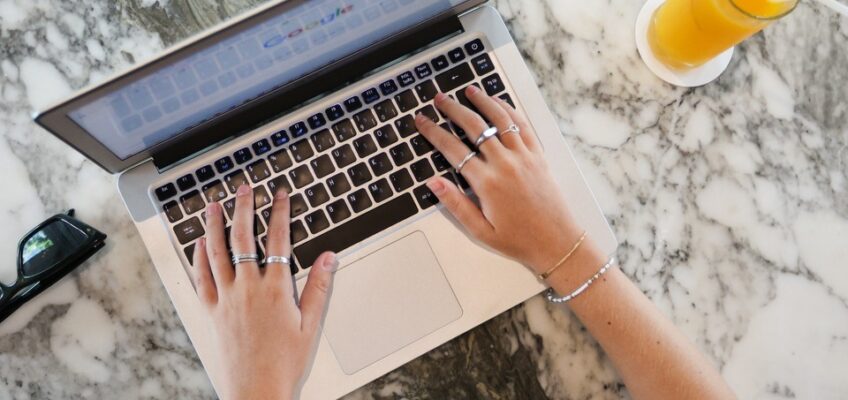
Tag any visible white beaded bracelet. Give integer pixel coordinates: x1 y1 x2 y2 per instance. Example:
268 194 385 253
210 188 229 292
544 256 616 303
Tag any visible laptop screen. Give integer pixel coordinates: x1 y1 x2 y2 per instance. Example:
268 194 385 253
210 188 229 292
66 0 461 160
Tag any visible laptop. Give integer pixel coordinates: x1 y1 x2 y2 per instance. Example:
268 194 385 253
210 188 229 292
33 0 617 397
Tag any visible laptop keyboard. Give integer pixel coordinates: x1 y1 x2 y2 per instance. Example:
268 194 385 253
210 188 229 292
154 37 517 274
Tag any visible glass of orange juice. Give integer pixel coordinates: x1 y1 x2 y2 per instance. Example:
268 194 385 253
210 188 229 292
647 0 799 70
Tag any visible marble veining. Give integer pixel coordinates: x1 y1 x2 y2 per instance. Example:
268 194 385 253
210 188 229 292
1 0 847 399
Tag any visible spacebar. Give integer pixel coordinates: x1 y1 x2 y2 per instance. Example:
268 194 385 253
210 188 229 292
294 194 418 268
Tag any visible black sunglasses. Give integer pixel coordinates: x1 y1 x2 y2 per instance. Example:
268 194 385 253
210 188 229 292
0 210 107 323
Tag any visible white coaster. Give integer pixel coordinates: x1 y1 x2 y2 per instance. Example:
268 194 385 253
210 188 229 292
635 0 734 87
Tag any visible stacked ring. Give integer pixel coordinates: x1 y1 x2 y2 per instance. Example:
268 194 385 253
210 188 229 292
231 253 259 265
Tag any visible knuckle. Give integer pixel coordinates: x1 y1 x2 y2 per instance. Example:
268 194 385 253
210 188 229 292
310 276 331 295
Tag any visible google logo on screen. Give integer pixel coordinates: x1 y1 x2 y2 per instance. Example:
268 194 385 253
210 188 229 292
263 4 355 49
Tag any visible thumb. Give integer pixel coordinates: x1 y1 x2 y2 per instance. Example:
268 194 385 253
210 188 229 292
299 252 337 333
426 177 494 242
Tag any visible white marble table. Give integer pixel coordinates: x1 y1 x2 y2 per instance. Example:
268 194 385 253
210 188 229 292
1 0 847 398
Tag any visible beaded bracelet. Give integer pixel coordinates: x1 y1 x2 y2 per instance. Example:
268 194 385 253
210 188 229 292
545 256 616 303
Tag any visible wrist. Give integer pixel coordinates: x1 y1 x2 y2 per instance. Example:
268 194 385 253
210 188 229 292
524 225 584 275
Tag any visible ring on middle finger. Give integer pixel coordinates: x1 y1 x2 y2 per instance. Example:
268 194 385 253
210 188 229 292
263 255 291 265
232 253 260 265
473 126 499 148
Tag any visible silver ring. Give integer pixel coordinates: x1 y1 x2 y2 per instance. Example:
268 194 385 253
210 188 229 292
456 150 479 174
263 256 291 265
231 253 259 265
473 126 499 148
500 124 520 135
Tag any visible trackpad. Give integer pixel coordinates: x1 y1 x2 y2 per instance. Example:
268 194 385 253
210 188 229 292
323 231 462 375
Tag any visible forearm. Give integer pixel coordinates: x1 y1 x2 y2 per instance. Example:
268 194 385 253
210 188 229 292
543 241 735 400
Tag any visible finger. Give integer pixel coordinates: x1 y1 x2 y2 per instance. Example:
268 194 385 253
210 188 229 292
204 202 234 286
434 92 506 157
496 97 541 154
415 113 484 178
192 238 218 306
465 86 523 151
425 177 495 242
264 190 293 287
231 184 260 280
300 252 338 334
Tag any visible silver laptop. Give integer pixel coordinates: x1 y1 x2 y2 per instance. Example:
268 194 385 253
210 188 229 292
33 0 617 397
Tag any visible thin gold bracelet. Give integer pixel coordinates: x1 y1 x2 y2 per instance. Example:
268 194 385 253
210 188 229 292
538 231 587 280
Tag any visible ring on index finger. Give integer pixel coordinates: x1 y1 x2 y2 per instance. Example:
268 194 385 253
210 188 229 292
232 253 260 265
456 150 479 175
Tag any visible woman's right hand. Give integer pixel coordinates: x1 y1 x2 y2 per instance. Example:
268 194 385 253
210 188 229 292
414 87 591 276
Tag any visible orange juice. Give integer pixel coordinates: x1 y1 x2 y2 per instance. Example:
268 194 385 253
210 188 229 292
647 0 798 69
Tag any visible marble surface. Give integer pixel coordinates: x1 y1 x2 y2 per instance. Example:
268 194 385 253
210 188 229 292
1 0 847 398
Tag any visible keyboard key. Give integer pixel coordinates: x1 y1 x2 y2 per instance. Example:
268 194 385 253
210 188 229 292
368 153 393 176
457 83 483 115
414 80 438 102
305 183 330 207
368 178 392 203
379 79 398 96
394 115 417 138
290 121 308 138
254 186 272 209
291 220 308 244
394 90 418 113
326 199 351 223
310 129 335 152
410 159 435 182
234 148 252 164
252 139 271 156
325 104 344 121
353 135 378 158
347 188 372 213
246 160 271 183
268 149 293 173
362 88 380 104
389 169 414 192
289 164 314 189
332 119 357 142
415 63 432 79
271 130 290 146
374 125 399 148
174 217 205 245
389 143 414 166
432 55 449 71
397 71 415 87
261 207 272 224
254 215 266 236
343 96 363 112
290 194 308 217
413 184 439 209
498 93 515 108
177 174 196 191
348 163 372 186
331 144 357 168
374 99 398 122
268 175 292 196
184 244 195 265
417 105 439 123
223 199 236 219
308 113 326 129
289 140 314 163
294 194 417 267
410 135 435 156
196 165 215 182
448 47 465 63
201 180 228 203
224 170 249 193
155 183 177 201
215 156 234 174
310 154 335 179
163 201 183 223
471 54 494 76
432 152 451 172
436 63 474 93
304 210 331 234
352 109 378 132
465 38 485 55
180 191 205 214
482 73 505 95
326 173 351 197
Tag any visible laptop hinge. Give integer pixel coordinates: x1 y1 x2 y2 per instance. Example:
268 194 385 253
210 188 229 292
152 16 464 172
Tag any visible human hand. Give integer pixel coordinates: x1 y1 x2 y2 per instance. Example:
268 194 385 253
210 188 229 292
414 87 587 275
191 185 337 400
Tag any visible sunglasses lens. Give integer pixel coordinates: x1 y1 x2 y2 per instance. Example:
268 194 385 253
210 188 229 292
21 219 88 278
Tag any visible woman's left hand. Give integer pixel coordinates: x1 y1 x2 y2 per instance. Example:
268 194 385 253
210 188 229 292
191 185 337 400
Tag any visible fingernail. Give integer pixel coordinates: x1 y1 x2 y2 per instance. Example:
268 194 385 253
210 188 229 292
199 237 206 247
467 85 479 95
275 189 288 199
415 113 426 123
434 92 448 102
237 184 251 196
426 179 446 195
322 253 338 271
